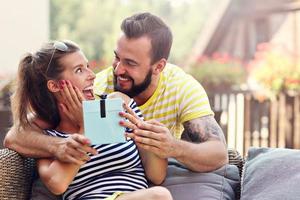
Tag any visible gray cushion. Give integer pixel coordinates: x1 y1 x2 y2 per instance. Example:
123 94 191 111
240 147 300 200
31 178 61 200
31 159 240 200
162 159 240 200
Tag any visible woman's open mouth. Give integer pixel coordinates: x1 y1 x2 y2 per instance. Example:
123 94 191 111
82 86 95 100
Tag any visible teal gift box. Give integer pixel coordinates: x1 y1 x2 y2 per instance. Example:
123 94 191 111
83 98 126 144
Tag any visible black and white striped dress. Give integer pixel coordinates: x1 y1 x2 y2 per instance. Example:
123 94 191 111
44 100 148 200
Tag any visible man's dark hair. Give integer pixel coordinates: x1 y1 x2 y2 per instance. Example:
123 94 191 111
121 12 173 64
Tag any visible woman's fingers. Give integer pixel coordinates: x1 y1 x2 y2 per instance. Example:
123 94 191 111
74 86 85 102
59 80 79 108
66 80 83 106
58 80 84 125
65 80 81 107
119 110 141 126
119 119 137 130
123 103 139 120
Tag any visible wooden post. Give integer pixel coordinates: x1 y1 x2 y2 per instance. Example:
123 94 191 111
244 93 251 156
293 95 300 148
278 93 286 148
269 97 278 148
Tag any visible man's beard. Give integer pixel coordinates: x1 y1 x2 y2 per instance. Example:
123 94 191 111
113 68 152 98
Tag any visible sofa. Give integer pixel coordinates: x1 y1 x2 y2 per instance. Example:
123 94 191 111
4 147 300 200
0 148 36 200
0 148 243 200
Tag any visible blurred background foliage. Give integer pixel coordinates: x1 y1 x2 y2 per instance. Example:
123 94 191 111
249 43 300 96
50 0 215 70
189 53 247 92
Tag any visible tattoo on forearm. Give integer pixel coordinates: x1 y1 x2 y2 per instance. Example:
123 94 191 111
182 116 225 143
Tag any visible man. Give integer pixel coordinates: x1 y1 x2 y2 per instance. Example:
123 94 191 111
4 12 239 199
94 12 227 172
93 13 239 199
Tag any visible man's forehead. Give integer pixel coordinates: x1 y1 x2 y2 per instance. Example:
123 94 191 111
116 35 152 58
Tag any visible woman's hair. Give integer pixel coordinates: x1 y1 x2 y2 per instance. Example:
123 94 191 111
11 40 80 129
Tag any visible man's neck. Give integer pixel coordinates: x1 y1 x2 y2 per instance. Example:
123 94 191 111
133 75 160 106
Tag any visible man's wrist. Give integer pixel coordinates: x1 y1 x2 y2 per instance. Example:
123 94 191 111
48 137 61 158
172 138 184 159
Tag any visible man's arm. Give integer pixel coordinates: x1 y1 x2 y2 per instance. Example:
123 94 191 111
4 124 96 164
4 124 57 158
176 115 228 172
124 115 228 172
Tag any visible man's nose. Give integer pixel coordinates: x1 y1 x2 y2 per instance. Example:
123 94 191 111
114 61 126 75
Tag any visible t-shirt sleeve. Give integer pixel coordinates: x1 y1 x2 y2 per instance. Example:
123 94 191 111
93 67 114 97
177 75 214 123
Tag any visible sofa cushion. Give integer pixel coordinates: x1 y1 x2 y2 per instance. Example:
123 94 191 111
240 147 300 200
162 158 240 200
31 178 61 200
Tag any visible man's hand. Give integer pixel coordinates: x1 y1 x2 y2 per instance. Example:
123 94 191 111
119 104 178 159
58 80 85 128
120 104 228 172
54 134 97 165
132 120 178 159
4 125 98 164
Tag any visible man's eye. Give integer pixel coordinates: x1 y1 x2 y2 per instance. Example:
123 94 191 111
114 56 120 61
127 61 137 66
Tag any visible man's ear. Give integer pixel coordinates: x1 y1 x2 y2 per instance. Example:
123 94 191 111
47 80 60 92
152 58 166 75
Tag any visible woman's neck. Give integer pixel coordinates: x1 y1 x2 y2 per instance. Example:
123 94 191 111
56 118 80 134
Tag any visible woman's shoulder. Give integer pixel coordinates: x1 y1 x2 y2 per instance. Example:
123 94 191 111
107 91 131 104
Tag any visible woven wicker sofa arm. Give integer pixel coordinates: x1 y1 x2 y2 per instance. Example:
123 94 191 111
0 148 36 200
228 148 244 176
228 148 244 200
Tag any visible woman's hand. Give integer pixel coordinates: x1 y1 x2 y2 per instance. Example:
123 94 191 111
119 102 142 132
58 80 85 131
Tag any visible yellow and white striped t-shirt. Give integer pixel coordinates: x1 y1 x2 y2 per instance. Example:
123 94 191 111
94 63 213 139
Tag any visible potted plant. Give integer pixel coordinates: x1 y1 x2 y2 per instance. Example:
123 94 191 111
188 53 246 93
249 43 300 97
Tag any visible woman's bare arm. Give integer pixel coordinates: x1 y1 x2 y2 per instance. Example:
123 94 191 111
37 158 82 195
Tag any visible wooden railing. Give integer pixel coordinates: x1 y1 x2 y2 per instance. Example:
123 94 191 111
209 91 300 156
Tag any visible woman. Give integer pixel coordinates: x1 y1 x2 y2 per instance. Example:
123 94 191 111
11 40 172 200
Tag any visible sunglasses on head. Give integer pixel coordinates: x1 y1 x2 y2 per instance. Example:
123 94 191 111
46 41 69 75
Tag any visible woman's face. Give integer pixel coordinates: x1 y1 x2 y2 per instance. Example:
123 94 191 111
59 50 95 100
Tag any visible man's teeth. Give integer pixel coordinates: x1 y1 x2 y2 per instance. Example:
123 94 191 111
118 77 129 81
